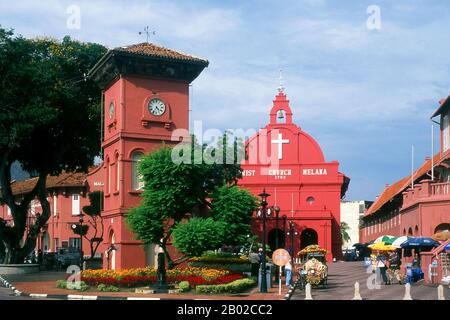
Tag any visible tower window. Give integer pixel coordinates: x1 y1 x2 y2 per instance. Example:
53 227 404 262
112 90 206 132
132 151 145 190
72 194 80 215
306 196 315 205
276 110 286 124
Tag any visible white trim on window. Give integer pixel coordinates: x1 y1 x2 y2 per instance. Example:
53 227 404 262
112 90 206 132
53 195 57 216
30 199 36 216
72 193 80 216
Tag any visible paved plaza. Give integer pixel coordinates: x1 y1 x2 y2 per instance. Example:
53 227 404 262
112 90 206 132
291 261 450 300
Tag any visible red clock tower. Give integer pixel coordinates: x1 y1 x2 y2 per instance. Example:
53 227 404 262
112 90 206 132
89 43 208 269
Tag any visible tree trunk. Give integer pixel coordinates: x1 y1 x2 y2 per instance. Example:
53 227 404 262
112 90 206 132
161 228 178 269
1 174 50 264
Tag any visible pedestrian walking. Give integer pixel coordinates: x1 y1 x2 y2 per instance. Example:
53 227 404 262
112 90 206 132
285 261 293 286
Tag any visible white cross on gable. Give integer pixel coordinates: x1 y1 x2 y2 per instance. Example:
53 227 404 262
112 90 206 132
271 133 290 160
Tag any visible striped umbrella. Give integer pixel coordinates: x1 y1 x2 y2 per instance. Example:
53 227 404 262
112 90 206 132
374 235 396 244
391 236 410 248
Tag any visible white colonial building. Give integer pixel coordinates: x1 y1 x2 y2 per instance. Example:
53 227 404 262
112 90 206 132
340 200 373 250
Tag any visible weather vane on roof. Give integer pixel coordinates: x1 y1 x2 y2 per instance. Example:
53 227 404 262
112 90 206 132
139 26 156 43
278 68 285 93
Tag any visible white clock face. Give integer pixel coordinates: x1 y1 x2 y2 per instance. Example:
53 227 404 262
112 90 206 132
109 102 114 119
148 98 166 116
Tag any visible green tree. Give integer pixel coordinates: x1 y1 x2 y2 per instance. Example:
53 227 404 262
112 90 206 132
0 27 106 263
210 185 259 247
340 221 351 245
126 134 243 268
172 218 225 257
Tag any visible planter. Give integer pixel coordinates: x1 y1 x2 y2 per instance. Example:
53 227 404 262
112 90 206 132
0 264 40 275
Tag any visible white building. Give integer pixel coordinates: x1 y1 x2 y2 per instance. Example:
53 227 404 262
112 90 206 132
340 200 373 250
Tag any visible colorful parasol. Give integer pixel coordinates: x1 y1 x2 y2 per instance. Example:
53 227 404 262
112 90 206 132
374 235 396 244
297 245 327 256
368 242 397 251
431 230 450 242
391 236 410 248
400 237 440 248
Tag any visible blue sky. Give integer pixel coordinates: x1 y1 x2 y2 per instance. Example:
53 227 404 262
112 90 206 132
2 0 450 200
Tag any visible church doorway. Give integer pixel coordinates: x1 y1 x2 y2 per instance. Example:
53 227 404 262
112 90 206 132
268 229 285 252
300 228 318 249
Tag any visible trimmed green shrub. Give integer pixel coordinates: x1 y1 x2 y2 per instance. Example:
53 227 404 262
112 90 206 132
79 281 89 292
97 284 119 292
56 280 67 289
56 280 89 291
195 278 256 294
178 281 190 293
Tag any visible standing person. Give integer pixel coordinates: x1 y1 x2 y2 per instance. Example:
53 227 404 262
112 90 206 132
377 254 388 285
285 261 293 286
249 250 260 277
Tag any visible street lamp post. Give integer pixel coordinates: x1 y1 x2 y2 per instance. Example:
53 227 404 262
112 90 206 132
274 206 280 249
286 221 298 275
257 189 271 293
274 206 281 283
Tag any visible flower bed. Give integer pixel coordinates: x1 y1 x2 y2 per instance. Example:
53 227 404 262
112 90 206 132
80 267 243 288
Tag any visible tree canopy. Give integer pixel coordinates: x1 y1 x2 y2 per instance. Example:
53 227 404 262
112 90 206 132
172 218 225 257
0 27 106 263
126 134 245 267
209 185 258 246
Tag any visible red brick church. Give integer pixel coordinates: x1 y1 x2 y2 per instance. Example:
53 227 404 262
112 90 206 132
239 87 349 261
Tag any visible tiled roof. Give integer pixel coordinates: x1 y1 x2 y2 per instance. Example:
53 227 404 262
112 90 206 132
431 94 450 118
116 43 208 65
365 153 441 216
1 171 94 197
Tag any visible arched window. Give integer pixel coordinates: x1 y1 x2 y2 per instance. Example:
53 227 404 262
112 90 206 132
131 151 145 190
276 110 286 124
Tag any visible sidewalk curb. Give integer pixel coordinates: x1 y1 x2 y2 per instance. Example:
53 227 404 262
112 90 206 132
0 274 215 300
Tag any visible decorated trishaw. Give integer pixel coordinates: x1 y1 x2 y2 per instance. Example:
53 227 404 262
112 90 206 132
295 245 328 288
